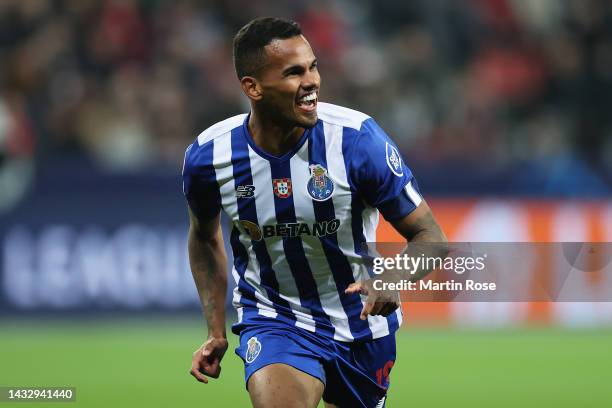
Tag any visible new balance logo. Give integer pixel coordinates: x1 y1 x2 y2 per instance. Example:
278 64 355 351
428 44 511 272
236 185 255 198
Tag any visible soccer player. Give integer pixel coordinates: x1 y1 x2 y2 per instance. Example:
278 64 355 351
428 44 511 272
183 17 446 408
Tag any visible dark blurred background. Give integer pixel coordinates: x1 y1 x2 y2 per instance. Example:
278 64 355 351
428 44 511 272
1 0 612 202
0 0 610 316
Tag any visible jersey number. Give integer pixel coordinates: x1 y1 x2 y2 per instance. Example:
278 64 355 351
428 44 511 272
376 360 394 386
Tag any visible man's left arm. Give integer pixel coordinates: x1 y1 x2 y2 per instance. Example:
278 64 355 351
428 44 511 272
343 118 448 319
345 200 447 319
390 199 446 243
390 200 449 281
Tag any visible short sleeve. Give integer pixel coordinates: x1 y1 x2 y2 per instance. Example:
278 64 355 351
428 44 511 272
182 142 221 220
349 118 423 221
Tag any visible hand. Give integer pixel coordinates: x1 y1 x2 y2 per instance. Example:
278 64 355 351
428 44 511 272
190 336 229 383
345 280 401 320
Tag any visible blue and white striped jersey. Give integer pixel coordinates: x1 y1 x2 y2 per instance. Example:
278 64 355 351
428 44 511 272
183 102 422 342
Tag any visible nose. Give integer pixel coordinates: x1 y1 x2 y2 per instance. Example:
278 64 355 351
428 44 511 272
302 69 320 91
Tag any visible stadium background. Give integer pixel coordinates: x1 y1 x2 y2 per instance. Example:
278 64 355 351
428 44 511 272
0 0 611 407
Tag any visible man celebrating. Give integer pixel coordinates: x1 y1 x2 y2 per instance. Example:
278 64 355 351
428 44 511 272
183 17 446 408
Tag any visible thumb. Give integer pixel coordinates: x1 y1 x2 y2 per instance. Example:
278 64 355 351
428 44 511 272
360 301 374 320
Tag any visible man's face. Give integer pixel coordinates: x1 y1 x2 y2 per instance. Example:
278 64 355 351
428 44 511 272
255 35 320 128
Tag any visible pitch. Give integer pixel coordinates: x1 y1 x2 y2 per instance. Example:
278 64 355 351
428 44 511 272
1 318 610 407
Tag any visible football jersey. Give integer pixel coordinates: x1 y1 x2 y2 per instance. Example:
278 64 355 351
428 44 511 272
182 102 422 342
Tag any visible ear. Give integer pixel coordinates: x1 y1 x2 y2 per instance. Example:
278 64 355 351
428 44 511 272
240 76 263 101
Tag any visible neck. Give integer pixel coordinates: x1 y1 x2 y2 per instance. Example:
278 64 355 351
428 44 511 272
248 107 304 157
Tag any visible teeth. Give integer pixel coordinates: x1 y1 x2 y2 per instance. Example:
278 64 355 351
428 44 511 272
299 93 317 103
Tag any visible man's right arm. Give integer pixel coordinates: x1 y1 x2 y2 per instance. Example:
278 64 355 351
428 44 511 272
188 207 229 383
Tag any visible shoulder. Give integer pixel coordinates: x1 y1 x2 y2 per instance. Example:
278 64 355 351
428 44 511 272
317 105 388 163
316 102 371 130
186 113 247 164
184 113 246 170
196 113 248 147
317 103 387 149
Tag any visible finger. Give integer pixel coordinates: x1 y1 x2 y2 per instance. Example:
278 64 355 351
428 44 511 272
345 282 362 295
201 357 221 376
373 301 391 316
378 302 399 317
190 363 209 384
369 302 385 316
360 301 375 320
378 303 396 316
203 361 222 379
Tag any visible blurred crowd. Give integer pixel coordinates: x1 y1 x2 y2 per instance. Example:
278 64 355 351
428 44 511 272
0 0 611 195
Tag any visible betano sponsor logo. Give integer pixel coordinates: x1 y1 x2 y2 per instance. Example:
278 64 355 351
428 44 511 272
239 219 340 241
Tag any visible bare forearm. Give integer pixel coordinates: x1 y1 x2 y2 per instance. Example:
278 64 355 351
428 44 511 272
405 226 448 282
391 203 449 282
188 227 228 338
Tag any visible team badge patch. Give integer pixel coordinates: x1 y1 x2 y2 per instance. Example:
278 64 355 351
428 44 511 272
307 164 334 201
272 178 292 198
386 142 403 177
245 336 262 363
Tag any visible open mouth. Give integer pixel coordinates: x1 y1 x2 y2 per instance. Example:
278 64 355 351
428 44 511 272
296 92 317 113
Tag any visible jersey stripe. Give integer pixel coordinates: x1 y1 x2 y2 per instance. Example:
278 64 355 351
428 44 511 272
290 140 354 341
317 102 370 130
198 114 247 146
325 122 392 338
308 121 373 340
245 146 306 326
405 180 422 207
215 130 276 319
208 134 263 319
264 143 335 337
229 227 267 319
246 144 328 334
230 128 296 321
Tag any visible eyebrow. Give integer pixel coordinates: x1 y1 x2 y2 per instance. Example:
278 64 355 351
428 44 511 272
281 58 318 76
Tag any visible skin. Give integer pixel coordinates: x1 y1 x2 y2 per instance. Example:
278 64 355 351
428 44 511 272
189 35 447 408
248 364 324 408
240 35 320 157
344 201 448 318
188 209 228 384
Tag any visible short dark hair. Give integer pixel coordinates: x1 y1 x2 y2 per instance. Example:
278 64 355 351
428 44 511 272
233 17 302 79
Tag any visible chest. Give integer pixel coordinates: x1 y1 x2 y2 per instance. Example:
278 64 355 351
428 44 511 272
218 152 354 238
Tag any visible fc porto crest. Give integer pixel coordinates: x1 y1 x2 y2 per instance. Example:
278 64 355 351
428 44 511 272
386 142 403 177
245 336 262 363
272 178 292 198
307 164 334 201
